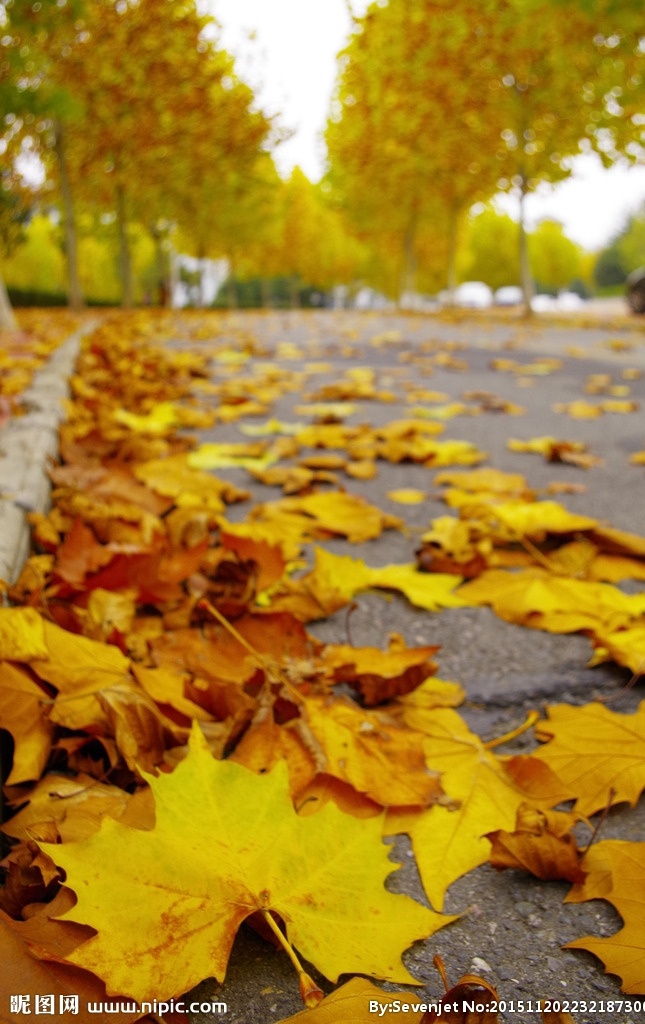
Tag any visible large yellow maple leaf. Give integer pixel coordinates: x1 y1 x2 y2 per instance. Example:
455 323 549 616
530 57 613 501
565 840 645 994
44 726 449 1002
386 709 572 910
534 702 645 816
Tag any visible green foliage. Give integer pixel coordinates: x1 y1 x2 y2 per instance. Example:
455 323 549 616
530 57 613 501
1 213 66 294
528 219 583 291
594 244 628 288
213 275 330 310
615 206 645 272
0 211 158 305
457 207 521 290
594 204 645 288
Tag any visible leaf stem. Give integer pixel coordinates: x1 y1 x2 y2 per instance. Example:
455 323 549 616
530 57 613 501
259 909 324 1008
484 709 540 749
198 597 266 668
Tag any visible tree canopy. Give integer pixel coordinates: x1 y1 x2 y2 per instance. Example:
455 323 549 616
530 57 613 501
326 0 645 305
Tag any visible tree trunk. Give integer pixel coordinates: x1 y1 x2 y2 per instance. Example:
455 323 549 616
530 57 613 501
116 184 133 308
167 241 178 309
53 120 84 311
399 226 417 306
151 225 166 306
260 278 272 309
227 272 237 309
518 177 534 316
445 207 459 304
197 242 206 308
290 277 300 309
0 273 17 330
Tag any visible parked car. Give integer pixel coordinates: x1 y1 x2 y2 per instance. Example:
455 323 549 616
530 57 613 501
555 291 585 311
530 293 557 312
494 285 523 306
453 281 493 308
627 267 645 314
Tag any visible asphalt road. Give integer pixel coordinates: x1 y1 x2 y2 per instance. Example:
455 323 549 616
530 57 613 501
173 309 645 1024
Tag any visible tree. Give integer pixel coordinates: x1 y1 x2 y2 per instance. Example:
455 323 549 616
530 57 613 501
0 0 84 323
326 0 504 303
0 212 66 298
528 219 583 292
457 207 520 291
55 0 242 306
3 0 274 308
492 0 645 309
327 0 644 310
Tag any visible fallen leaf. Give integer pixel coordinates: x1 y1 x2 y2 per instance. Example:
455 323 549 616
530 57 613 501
565 839 645 994
387 489 427 504
386 709 572 909
486 803 586 883
249 492 402 544
458 568 645 635
507 436 603 469
534 702 645 816
0 607 48 661
268 548 464 621
134 453 249 510
0 662 52 784
275 977 427 1022
552 400 603 419
422 970 501 1022
1 774 131 842
44 725 448 1001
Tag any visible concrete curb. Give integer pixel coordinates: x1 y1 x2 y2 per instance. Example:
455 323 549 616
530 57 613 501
0 323 90 586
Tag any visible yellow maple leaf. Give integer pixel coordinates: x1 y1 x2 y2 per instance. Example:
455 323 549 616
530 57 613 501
387 488 427 504
134 454 248 511
534 702 645 816
267 548 464 621
250 492 402 544
482 500 597 540
435 468 530 497
188 441 277 471
552 400 603 419
386 708 572 910
0 607 48 661
44 726 448 1001
459 568 645 635
2 773 131 842
113 400 215 435
0 662 52 784
565 839 645 993
276 977 428 1022
589 623 645 674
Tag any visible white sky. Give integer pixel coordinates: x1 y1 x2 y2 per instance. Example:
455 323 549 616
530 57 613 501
209 0 645 251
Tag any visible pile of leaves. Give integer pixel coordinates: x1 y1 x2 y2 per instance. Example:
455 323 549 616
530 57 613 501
2 310 645 1022
0 310 82 427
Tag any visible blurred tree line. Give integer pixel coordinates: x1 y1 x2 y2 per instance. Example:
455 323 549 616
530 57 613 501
1 0 643 325
327 0 644 307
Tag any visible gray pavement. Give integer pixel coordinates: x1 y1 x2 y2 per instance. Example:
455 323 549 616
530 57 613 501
4 309 645 1023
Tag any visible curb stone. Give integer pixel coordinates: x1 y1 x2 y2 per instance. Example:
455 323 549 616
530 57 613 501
0 323 91 587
